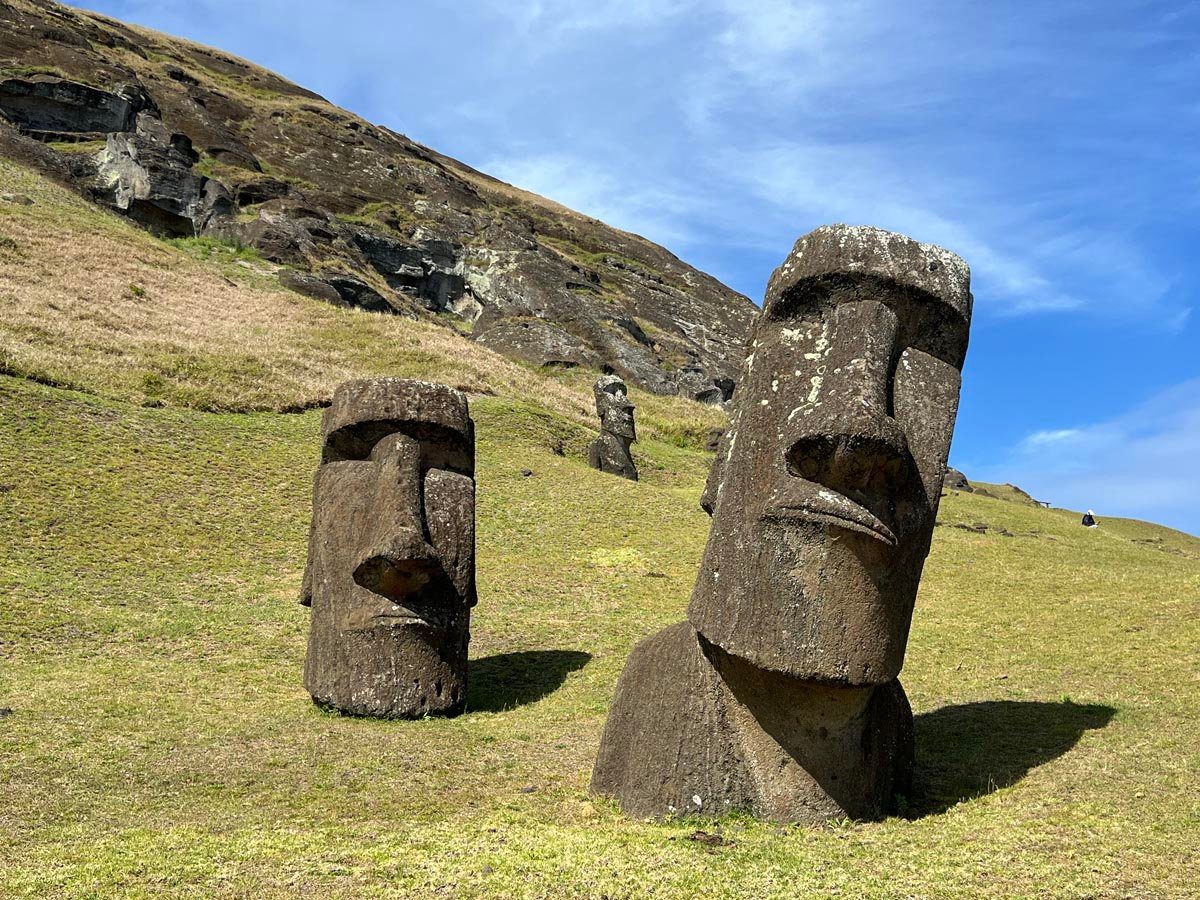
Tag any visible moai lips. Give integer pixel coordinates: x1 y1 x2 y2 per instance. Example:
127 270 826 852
587 374 639 481
301 378 476 718
593 225 972 821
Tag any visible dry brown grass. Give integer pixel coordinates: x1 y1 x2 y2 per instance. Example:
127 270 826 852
0 158 720 438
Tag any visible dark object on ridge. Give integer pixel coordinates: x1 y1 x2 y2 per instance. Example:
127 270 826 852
591 224 973 822
944 466 972 492
587 375 638 481
300 378 477 718
1082 510 1097 528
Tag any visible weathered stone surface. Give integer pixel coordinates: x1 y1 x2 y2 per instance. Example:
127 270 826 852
675 363 735 406
279 269 343 305
301 378 476 718
351 231 471 316
472 316 603 371
0 5 757 396
94 112 204 236
689 224 972 683
0 75 151 136
590 622 913 822
322 275 396 314
587 375 638 481
235 177 290 207
227 201 334 265
592 225 972 822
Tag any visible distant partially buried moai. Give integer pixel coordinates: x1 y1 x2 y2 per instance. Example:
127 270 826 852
587 374 638 481
300 378 476 718
591 225 973 821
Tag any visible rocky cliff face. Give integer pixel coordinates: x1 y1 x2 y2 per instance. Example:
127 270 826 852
0 0 755 401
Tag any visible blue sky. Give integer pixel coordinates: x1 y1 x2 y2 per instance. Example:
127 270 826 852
79 0 1200 534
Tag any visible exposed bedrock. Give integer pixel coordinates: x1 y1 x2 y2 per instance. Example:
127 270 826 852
0 74 153 138
0 5 758 397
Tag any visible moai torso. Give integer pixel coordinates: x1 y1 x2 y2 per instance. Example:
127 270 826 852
301 378 476 718
592 225 972 821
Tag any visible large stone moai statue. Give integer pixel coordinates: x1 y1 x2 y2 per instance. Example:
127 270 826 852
587 374 638 481
300 378 476 718
592 225 972 821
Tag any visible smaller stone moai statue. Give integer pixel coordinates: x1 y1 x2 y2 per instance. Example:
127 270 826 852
587 374 638 481
300 378 476 718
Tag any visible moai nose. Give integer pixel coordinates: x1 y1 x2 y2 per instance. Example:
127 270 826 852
353 526 442 601
353 433 442 602
787 299 910 497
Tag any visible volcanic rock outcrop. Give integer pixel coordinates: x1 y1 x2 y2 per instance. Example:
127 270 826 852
592 224 973 821
587 374 638 481
0 0 755 400
300 378 476 718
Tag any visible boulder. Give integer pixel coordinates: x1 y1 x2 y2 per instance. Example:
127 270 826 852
944 467 972 492
675 363 735 405
351 230 469 315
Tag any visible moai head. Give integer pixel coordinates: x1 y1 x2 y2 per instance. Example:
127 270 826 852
594 374 636 441
302 378 476 717
689 225 971 684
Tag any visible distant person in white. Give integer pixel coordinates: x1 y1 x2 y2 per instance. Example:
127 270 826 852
1081 509 1098 528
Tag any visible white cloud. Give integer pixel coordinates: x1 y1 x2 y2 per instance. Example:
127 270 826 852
1021 429 1086 449
976 379 1200 535
711 139 1088 313
480 152 703 246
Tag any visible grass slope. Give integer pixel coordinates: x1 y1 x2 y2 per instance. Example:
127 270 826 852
2 375 1198 898
1 158 1198 898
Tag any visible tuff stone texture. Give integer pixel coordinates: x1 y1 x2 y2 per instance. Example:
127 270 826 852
95 111 204 235
0 2 756 397
592 225 972 821
591 623 914 821
0 74 152 137
301 378 476 718
689 224 972 683
587 375 638 481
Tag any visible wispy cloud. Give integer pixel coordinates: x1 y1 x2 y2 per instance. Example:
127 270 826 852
976 379 1200 535
711 139 1080 313
480 152 705 246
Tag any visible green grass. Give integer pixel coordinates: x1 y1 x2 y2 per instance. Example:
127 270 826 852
45 139 107 155
1 374 1197 898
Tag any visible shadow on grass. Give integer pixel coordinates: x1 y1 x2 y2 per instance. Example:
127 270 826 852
468 650 591 713
908 699 1116 818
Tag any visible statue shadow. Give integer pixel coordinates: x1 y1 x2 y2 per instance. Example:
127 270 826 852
468 650 592 713
907 699 1115 818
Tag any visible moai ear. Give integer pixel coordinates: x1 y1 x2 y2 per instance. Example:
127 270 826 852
699 429 730 516
299 470 319 606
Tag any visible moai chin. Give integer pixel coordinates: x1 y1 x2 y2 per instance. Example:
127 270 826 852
587 374 638 481
300 378 476 718
592 225 972 821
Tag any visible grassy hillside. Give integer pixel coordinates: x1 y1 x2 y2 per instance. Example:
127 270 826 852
1 157 1198 898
